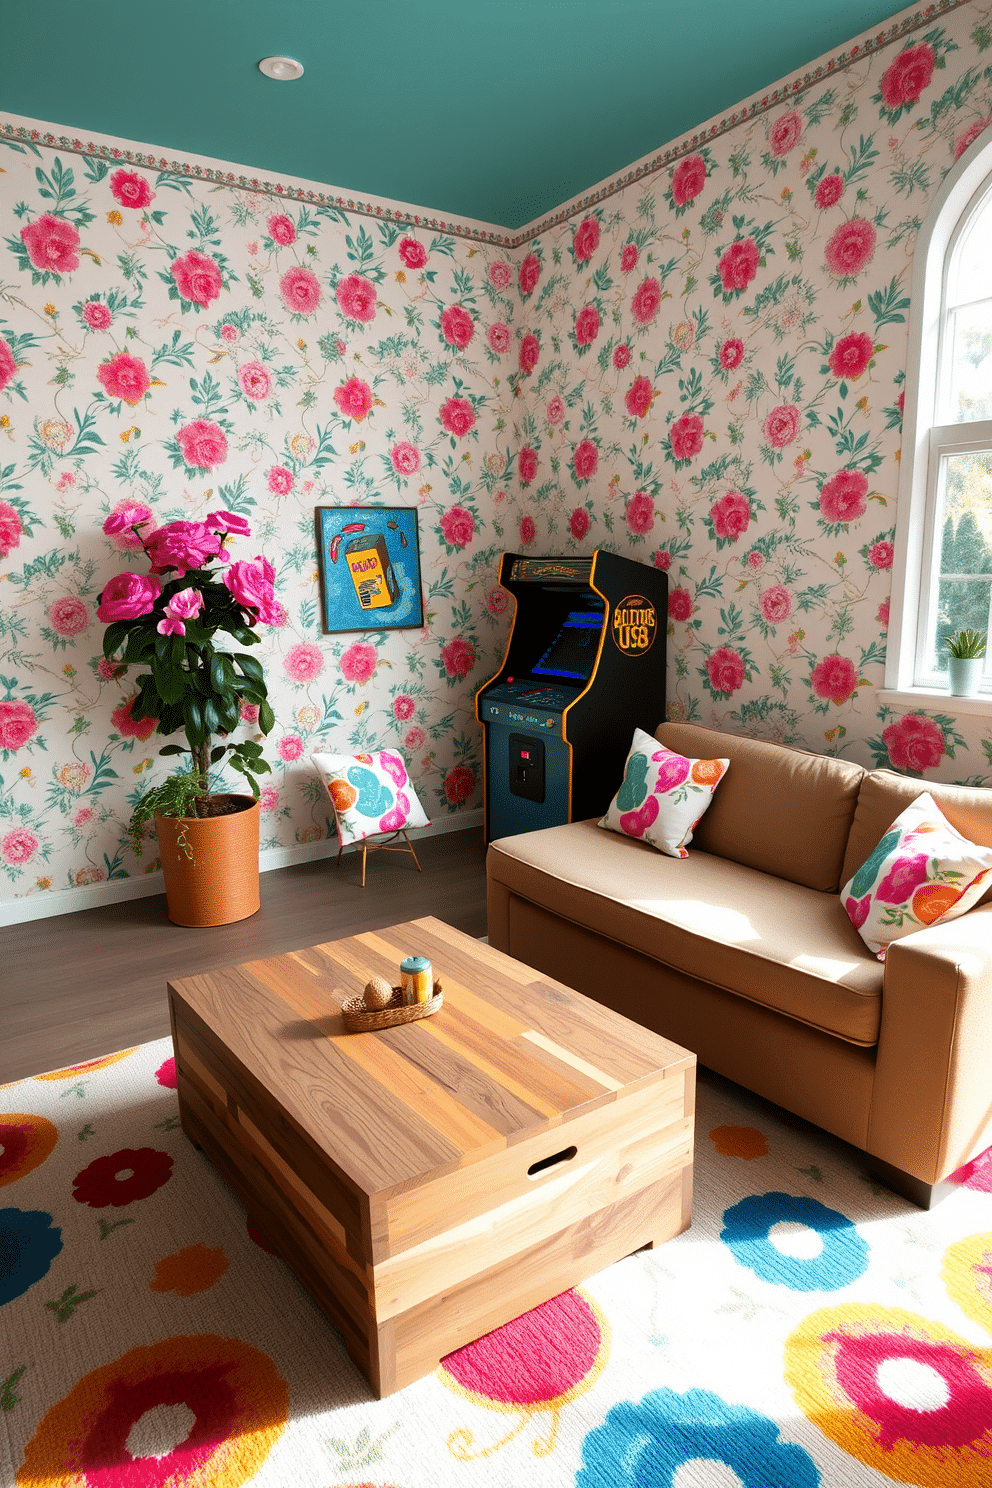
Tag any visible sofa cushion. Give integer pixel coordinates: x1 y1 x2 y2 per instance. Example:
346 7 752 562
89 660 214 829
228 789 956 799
843 770 992 905
488 820 883 1045
600 726 729 858
655 722 864 893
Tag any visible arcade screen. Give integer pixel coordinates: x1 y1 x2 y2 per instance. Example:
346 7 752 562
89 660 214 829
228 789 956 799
531 606 604 682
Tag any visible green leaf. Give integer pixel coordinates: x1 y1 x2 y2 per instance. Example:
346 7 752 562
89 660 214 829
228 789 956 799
209 654 227 693
202 696 220 734
159 744 187 756
185 696 205 744
210 745 227 763
258 700 275 734
151 662 186 705
235 653 264 681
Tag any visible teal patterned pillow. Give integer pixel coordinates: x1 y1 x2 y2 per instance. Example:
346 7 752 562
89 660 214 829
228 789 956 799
312 750 430 845
600 726 729 859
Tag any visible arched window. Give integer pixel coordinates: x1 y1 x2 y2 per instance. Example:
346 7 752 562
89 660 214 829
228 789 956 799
885 133 992 711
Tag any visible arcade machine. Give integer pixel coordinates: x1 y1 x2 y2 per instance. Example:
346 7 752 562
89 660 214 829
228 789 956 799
476 549 668 843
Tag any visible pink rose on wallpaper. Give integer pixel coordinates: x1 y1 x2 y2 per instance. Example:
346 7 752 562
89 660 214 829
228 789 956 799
824 219 876 278
145 522 221 575
97 571 161 622
393 695 415 721
897 390 905 415
570 508 590 540
620 242 639 273
334 376 373 420
224 557 281 625
486 586 509 617
440 397 475 436
811 653 857 703
746 550 766 571
769 111 802 156
0 700 37 750
670 413 704 461
631 278 662 324
876 851 931 904
97 352 150 405
48 597 89 636
878 600 890 627
441 304 475 349
239 361 272 401
573 440 599 480
258 786 279 814
846 894 872 930
625 376 654 419
97 657 124 681
719 337 744 370
176 419 228 470
267 213 296 245
625 491 655 535
240 702 260 724
547 395 565 424
390 441 420 475
280 266 321 315
519 333 540 375
575 305 600 346
955 118 992 160
573 217 600 262
488 322 511 354
399 237 428 268
284 642 325 683
103 501 155 550
672 154 706 205
518 446 538 485
488 258 511 289
21 213 80 274
442 637 476 679
519 253 541 295
829 332 874 380
0 337 18 393
883 714 946 772
111 694 158 740
404 726 426 753
444 766 475 805
718 237 759 293
706 647 746 695
440 505 475 548
220 323 239 342
337 273 377 321
879 43 935 111
1 829 39 867
815 173 844 209
110 170 152 209
668 587 693 622
869 540 895 569
759 585 792 624
763 404 799 448
82 301 112 331
710 490 751 540
171 250 222 308
653 549 671 572
267 465 295 495
819 468 869 524
614 343 631 369
278 734 304 762
0 502 22 557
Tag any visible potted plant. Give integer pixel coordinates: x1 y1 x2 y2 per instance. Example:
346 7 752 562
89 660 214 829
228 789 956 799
98 509 281 926
946 628 987 697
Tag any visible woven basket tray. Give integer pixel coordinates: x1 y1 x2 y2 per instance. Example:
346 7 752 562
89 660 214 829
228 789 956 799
341 982 444 1032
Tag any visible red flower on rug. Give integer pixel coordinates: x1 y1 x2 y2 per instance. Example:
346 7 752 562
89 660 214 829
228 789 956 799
155 1056 177 1089
0 1113 58 1186
73 1146 174 1208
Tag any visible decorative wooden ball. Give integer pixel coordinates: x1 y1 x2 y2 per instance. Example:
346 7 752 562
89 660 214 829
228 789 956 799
362 975 394 1010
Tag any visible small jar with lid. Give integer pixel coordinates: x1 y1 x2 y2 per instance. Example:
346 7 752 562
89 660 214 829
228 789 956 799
400 955 433 1005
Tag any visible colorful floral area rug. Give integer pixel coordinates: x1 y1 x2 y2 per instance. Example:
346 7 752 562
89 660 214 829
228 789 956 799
3 1040 992 1487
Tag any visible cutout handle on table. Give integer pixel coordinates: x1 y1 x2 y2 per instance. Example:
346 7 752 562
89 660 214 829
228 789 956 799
527 1145 577 1179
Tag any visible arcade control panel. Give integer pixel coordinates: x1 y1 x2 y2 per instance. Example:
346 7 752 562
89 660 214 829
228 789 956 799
477 678 581 732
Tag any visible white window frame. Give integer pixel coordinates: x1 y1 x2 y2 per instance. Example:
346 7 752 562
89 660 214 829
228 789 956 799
883 132 992 716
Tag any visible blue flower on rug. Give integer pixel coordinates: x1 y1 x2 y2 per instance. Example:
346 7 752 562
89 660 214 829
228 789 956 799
0 1207 63 1305
576 1386 820 1487
720 1191 869 1291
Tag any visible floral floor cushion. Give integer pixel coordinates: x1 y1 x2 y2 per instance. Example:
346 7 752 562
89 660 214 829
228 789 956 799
312 750 430 845
600 726 729 859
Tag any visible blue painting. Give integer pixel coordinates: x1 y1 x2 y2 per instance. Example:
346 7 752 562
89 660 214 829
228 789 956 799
315 506 424 633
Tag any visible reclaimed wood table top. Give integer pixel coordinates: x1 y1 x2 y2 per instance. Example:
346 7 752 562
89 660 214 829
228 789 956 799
167 915 694 1199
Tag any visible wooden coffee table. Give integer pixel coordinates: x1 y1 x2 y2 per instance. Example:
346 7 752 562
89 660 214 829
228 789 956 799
167 916 695 1396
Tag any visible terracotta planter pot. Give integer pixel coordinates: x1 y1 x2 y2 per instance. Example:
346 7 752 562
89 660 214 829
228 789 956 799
155 793 260 927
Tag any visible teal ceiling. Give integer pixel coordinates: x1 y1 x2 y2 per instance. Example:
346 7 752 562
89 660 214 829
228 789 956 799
3 0 918 230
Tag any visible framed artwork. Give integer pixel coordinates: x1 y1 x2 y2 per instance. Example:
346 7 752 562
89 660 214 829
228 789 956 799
314 506 424 634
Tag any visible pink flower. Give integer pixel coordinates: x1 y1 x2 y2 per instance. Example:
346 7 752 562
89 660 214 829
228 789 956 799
670 413 704 461
573 217 600 262
878 601 890 627
769 111 802 156
620 243 639 272
955 118 992 160
97 352 150 405
0 337 15 396
1 828 39 866
440 397 475 436
393 695 415 721
706 647 746 695
613 344 631 369
145 521 221 576
876 851 930 904
486 586 509 616
278 733 304 761
280 266 321 315
573 440 599 480
719 338 744 370
404 725 426 752
176 419 228 470
240 702 260 724
239 361 272 401
718 238 760 293
441 305 475 348
258 785 279 813
710 490 751 540
157 586 204 636
570 508 590 540
171 250 222 308
518 447 538 485
519 253 541 295
82 301 112 331
488 258 511 289
267 465 295 495
336 273 377 322
97 657 123 680
759 585 792 624
0 501 23 557
746 550 765 571
625 376 653 419
869 540 894 569
0 700 37 750
220 324 239 343
653 753 692 793
334 376 373 420
631 278 662 324
48 597 89 636
763 403 800 447
625 490 655 535
340 642 377 683
267 213 296 245
897 391 905 414
672 155 706 205
846 893 872 929
442 637 476 678
546 395 565 424
824 219 876 278
520 514 536 546
284 642 325 683
440 505 475 548
819 468 869 524
20 214 80 274
815 173 844 209
97 571 162 622
444 765 475 804
390 441 420 475
110 170 152 209
488 322 511 354
74 807 94 826
883 713 946 772
829 332 874 380
399 237 428 268
654 549 671 572
111 694 157 740
811 653 857 702
879 43 935 111
575 305 600 346
519 333 540 375
668 587 693 621
224 557 281 624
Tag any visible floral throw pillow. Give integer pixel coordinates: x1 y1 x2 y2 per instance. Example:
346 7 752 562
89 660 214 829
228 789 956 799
600 727 729 859
312 750 430 846
841 792 992 960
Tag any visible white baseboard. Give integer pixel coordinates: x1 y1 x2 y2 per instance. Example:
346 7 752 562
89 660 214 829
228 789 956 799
0 810 484 928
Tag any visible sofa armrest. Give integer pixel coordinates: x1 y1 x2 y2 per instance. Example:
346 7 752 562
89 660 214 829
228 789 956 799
868 902 992 1184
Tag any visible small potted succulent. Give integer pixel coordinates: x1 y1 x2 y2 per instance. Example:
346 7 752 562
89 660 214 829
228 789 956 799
946 628 987 697
98 508 281 925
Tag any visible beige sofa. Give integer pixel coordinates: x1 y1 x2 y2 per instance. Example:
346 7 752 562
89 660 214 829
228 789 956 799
487 721 992 1207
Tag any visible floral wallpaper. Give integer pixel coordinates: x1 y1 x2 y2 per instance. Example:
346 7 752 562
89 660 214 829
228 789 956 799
3 0 992 912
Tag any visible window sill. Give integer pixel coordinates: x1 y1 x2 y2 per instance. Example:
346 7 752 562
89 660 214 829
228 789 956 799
879 688 992 717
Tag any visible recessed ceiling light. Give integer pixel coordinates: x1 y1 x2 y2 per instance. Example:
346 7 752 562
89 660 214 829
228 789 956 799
258 56 304 82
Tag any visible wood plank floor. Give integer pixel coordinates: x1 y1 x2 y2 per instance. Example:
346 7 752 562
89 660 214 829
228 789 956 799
1 829 489 1086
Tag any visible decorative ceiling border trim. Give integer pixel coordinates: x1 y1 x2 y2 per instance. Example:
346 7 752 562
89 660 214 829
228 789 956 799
0 0 973 250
